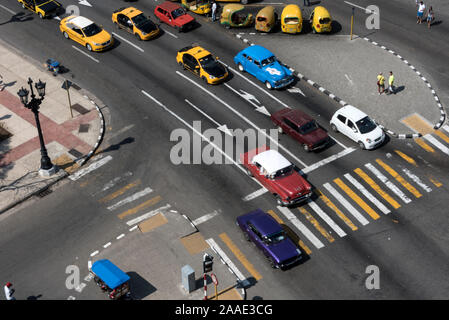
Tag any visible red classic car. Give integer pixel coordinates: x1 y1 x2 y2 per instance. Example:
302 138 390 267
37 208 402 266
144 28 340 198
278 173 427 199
240 146 312 206
271 108 330 152
154 1 195 32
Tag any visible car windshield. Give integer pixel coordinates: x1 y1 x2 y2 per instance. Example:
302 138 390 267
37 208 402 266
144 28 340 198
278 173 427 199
319 17 331 24
264 231 286 245
299 120 318 135
261 56 276 67
356 116 377 134
131 13 149 26
82 23 102 37
35 0 49 5
272 164 294 179
199 54 217 68
284 17 299 24
171 8 185 19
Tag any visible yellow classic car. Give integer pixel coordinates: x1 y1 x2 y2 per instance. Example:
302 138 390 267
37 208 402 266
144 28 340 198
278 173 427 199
112 7 160 41
176 45 228 84
18 0 62 19
60 16 113 52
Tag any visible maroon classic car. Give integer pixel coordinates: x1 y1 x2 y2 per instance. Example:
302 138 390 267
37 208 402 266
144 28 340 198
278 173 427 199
240 146 312 206
154 1 195 32
271 108 330 152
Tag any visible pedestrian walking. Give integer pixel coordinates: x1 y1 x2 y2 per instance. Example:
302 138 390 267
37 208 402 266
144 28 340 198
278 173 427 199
417 1 426 24
304 0 310 7
427 6 434 29
387 71 395 95
377 72 385 95
211 1 217 22
4 282 15 300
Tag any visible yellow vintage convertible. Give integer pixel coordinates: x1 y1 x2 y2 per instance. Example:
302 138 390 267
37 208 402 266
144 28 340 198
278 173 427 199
181 0 211 15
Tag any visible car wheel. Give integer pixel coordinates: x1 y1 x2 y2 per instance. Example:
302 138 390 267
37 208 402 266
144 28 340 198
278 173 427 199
243 231 250 241
135 33 141 41
358 141 366 150
246 168 253 177
265 81 272 90
178 61 186 70
202 76 208 84
268 257 277 269
330 123 338 133
277 126 283 134
312 26 317 34
241 0 248 4
303 144 310 152
38 12 44 19
237 63 244 72
63 31 69 39
275 195 284 206
86 43 92 52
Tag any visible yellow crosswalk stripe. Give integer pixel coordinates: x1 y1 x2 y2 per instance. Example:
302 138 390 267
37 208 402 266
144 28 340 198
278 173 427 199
314 190 358 231
267 210 312 255
375 159 422 198
99 180 141 203
354 168 401 209
415 138 435 153
435 130 449 144
428 176 442 187
394 150 417 167
117 195 162 219
219 233 262 281
298 207 334 243
334 178 380 220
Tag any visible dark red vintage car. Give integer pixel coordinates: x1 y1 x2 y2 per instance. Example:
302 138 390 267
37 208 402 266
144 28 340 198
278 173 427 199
271 108 330 152
240 146 312 206
154 1 195 32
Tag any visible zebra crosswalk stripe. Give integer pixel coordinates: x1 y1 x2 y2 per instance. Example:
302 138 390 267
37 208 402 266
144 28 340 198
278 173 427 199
400 168 432 192
424 134 449 156
307 201 347 237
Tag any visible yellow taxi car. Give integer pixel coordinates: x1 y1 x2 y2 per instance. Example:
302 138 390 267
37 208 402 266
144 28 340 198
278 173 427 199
112 7 160 41
60 15 114 52
177 45 228 84
18 0 62 19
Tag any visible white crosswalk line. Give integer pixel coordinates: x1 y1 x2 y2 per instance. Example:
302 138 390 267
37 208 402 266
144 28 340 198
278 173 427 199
277 206 325 249
364 163 412 204
69 155 113 181
192 210 220 226
344 173 390 214
401 168 432 192
125 204 172 226
93 171 133 196
424 134 449 156
442 125 449 134
242 187 269 201
205 238 246 281
107 187 153 211
307 201 347 237
322 183 369 226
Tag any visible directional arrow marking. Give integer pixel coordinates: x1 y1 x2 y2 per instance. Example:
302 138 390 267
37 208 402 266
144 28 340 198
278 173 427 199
287 86 306 97
238 89 260 104
185 99 233 137
78 0 92 7
224 84 271 117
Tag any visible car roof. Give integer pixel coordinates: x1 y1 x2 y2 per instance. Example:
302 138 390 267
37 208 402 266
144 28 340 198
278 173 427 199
252 149 291 175
69 16 94 28
240 45 274 61
157 1 182 11
186 46 212 59
337 105 368 121
121 7 143 18
246 209 282 236
282 109 313 126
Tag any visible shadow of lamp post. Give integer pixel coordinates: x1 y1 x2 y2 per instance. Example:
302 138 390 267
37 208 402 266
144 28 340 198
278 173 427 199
17 78 56 177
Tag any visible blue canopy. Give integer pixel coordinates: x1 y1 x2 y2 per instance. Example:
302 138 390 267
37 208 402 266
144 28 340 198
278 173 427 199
91 259 130 289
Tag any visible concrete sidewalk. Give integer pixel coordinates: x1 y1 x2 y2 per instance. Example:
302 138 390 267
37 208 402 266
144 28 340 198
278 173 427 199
0 39 105 213
233 32 446 138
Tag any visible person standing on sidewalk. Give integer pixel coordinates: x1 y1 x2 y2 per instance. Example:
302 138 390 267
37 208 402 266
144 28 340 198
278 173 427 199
4 282 15 300
211 1 217 22
427 6 434 29
387 71 395 95
417 1 426 24
377 72 385 94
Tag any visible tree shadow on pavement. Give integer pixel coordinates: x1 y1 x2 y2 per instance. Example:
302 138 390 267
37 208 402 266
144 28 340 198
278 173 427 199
0 12 34 26
127 271 157 300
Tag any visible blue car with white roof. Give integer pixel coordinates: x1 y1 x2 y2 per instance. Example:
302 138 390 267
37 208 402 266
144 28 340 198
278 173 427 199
234 45 294 89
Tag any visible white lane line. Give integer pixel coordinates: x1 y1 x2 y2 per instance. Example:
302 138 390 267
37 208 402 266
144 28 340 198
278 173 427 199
0 4 17 14
277 206 325 249
90 250 99 257
69 155 113 181
192 210 220 226
344 1 377 14
176 71 308 168
126 204 172 226
205 238 246 281
103 242 112 248
424 134 449 156
129 225 138 232
302 148 356 174
93 171 133 196
344 173 391 214
106 187 153 211
401 168 432 192
161 27 178 38
328 134 350 149
364 163 412 204
442 125 449 134
71 45 100 63
111 32 144 52
116 234 125 240
323 183 369 226
185 99 221 126
242 187 269 201
307 200 347 237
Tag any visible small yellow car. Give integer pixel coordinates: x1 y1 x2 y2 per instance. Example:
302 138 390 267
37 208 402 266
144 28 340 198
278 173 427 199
281 4 302 34
176 45 228 84
309 6 332 33
112 7 160 41
60 15 114 52
18 0 62 19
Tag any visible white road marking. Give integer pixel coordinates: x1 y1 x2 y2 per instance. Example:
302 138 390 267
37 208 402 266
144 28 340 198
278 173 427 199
161 28 178 38
287 87 306 97
205 238 246 281
345 74 353 85
307 200 347 237
323 183 369 226
344 1 377 14
112 32 144 52
226 86 273 115
116 234 125 240
93 171 133 196
401 168 432 192
75 283 86 292
185 99 233 136
442 125 449 134
0 4 16 15
67 296 76 300
192 210 220 225
90 250 99 257
277 206 325 249
103 242 112 248
424 134 449 156
328 134 351 149
302 148 356 174
106 187 153 211
242 187 269 201
125 204 172 226
177 71 308 168
71 45 99 63
84 274 94 282
88 260 92 270
109 124 135 139
69 155 113 181
344 173 391 214
364 163 412 204
78 0 92 7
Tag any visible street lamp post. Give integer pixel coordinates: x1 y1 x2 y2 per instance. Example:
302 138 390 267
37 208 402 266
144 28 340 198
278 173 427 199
17 77 56 177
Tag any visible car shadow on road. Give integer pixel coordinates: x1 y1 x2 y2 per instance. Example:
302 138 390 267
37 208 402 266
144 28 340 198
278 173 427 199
281 224 310 265
127 271 157 300
0 12 34 26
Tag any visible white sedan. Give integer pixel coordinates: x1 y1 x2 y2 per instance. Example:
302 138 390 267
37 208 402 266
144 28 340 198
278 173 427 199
330 105 385 150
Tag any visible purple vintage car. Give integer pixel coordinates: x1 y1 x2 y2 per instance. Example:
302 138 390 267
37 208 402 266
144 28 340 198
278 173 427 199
236 209 302 269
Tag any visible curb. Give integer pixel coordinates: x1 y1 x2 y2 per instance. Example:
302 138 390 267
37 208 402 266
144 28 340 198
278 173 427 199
231 32 445 139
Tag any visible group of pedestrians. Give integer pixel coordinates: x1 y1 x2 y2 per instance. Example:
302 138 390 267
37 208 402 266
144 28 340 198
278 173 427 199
416 1 435 29
377 71 395 95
